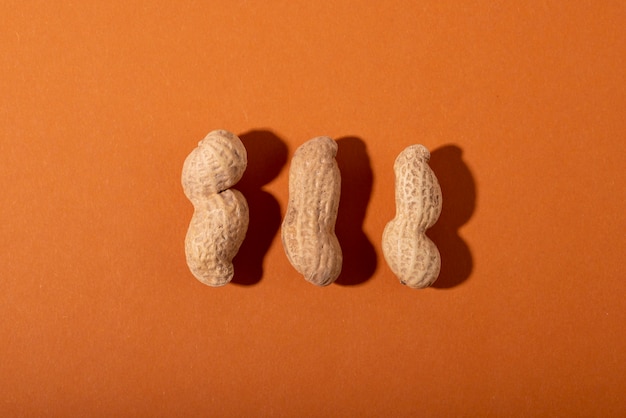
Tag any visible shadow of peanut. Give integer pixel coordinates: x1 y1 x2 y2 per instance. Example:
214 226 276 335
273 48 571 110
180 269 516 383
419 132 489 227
334 136 377 286
232 130 288 285
427 144 476 289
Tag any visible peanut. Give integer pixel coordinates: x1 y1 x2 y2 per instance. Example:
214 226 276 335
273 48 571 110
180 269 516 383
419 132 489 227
281 136 342 286
382 145 442 288
182 130 249 287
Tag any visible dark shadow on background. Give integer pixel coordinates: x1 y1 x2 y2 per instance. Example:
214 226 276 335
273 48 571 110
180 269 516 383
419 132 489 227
334 137 377 285
231 130 288 285
427 144 476 289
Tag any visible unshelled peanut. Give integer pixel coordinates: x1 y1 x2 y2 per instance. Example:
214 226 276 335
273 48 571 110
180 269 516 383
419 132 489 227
382 145 442 288
182 130 249 287
281 136 342 286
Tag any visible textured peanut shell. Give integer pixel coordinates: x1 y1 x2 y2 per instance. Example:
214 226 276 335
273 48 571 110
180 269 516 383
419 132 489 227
184 190 249 286
181 130 249 286
382 145 442 288
281 136 342 286
182 130 247 199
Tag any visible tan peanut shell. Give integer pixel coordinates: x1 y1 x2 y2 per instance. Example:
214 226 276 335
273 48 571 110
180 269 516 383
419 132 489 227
182 130 247 197
281 136 342 286
182 130 249 287
382 145 442 288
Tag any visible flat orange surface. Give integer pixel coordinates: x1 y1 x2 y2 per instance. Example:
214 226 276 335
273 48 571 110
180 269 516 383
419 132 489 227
2 1 625 416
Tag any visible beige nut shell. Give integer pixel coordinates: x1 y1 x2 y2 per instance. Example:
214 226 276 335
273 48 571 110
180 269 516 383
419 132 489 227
184 190 249 286
281 136 342 286
182 130 247 199
182 130 249 287
382 144 442 288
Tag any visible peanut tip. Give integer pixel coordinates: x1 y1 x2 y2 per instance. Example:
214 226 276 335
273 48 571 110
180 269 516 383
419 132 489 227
409 144 431 161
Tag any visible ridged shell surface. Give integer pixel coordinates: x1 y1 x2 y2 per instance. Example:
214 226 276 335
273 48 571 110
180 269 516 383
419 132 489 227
382 145 442 288
281 136 342 286
182 130 247 200
181 129 249 287
185 190 249 286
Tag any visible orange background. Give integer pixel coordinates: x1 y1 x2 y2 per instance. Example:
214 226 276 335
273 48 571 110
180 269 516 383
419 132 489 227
1 1 625 416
